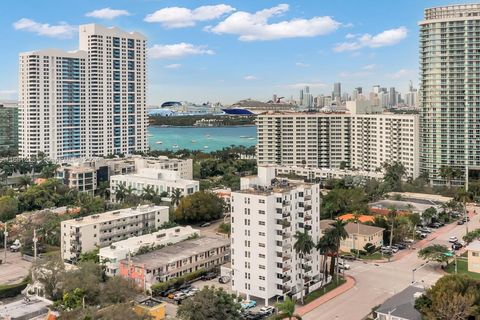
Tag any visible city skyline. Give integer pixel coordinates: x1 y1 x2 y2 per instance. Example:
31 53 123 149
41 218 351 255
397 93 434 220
0 0 472 104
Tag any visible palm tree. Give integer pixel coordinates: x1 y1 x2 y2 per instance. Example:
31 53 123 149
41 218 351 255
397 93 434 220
125 185 136 197
96 181 110 200
273 297 302 320
171 188 183 207
18 175 32 191
456 188 472 233
141 185 156 202
387 207 398 249
328 219 348 281
439 165 454 188
115 184 127 202
40 162 60 179
316 234 336 285
293 230 315 304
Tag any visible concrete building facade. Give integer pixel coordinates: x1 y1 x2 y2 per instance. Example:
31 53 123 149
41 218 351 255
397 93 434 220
0 101 18 155
61 205 169 261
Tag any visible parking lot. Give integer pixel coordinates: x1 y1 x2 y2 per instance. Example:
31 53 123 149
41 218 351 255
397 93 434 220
0 250 32 285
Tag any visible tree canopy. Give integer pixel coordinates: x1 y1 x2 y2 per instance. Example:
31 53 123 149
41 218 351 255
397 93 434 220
418 244 451 266
176 286 242 320
174 191 225 223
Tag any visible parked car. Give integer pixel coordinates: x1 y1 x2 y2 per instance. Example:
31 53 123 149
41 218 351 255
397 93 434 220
167 292 176 299
340 254 356 261
380 247 392 254
394 243 406 250
419 227 432 233
241 300 257 309
179 283 192 292
457 220 465 225
174 292 187 301
186 288 199 297
449 236 458 243
452 242 463 250
381 246 398 253
415 231 427 239
259 306 275 316
160 288 176 297
403 238 415 244
463 216 470 222
9 239 21 252
219 276 231 284
389 246 399 253
337 261 351 270
428 222 442 228
200 222 212 227
242 312 263 320
202 272 217 280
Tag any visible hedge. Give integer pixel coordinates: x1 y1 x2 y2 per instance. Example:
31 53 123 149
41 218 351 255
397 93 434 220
0 281 28 299
151 268 208 295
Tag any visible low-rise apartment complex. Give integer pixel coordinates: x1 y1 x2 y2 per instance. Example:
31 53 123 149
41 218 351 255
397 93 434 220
99 226 200 276
256 101 419 178
56 166 97 194
320 220 384 253
231 166 322 305
119 237 230 289
110 168 199 200
61 205 169 261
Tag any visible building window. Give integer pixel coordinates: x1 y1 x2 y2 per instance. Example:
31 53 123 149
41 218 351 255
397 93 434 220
259 265 265 270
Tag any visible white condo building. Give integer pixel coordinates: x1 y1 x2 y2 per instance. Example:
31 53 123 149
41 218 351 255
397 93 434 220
256 100 419 179
19 24 147 159
110 168 199 200
99 226 199 277
61 205 169 261
230 166 322 304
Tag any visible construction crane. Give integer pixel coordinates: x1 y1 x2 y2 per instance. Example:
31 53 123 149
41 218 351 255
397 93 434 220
276 96 284 103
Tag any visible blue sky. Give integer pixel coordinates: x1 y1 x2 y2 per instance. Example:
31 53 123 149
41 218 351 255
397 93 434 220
0 0 471 104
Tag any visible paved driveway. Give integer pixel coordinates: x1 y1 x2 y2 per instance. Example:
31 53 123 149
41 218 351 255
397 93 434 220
0 251 32 285
303 209 480 320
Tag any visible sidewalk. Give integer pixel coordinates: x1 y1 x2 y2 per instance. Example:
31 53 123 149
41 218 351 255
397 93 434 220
297 276 355 316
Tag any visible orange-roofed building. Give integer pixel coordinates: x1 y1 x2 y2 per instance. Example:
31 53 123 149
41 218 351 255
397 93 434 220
338 213 375 223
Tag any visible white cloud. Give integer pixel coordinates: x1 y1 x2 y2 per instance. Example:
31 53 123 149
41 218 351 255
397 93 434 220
283 82 326 89
295 62 310 68
362 64 376 70
13 18 76 38
334 26 407 52
148 43 214 59
345 33 356 39
86 8 131 20
339 71 372 77
164 63 182 69
0 90 17 99
208 4 341 41
145 4 235 28
388 68 414 79
243 75 257 80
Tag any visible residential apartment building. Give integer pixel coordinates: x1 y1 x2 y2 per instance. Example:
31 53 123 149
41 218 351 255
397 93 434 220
320 220 384 253
133 156 193 179
419 4 480 185
19 49 87 158
56 166 97 194
99 226 199 277
231 166 322 305
61 205 169 261
19 24 147 159
110 168 199 200
275 165 383 182
0 101 18 154
257 100 419 179
119 237 230 289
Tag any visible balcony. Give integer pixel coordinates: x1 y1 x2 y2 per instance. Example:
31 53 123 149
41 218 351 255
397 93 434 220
304 214 312 221
282 232 291 239
283 285 291 294
282 265 291 272
282 254 292 261
303 265 312 273
282 220 291 229
283 275 291 283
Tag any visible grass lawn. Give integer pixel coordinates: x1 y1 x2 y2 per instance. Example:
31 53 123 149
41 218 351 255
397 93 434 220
303 277 346 305
359 252 386 260
445 259 480 280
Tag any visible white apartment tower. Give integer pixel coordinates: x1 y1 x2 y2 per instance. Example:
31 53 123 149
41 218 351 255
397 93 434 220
19 49 88 158
231 166 322 304
19 24 147 159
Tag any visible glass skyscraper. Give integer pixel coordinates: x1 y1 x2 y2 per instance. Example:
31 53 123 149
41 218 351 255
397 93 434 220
420 4 480 185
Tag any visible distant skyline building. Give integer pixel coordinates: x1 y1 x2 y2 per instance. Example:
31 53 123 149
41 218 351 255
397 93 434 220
333 82 341 101
389 87 396 107
19 24 148 159
419 4 480 185
0 101 18 155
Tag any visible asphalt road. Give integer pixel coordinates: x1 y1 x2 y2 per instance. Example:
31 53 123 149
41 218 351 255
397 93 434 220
303 209 480 320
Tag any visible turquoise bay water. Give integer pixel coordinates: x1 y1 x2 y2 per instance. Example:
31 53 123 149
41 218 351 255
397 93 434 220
148 126 257 151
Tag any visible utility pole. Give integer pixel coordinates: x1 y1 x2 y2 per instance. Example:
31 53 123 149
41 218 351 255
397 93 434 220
3 223 7 262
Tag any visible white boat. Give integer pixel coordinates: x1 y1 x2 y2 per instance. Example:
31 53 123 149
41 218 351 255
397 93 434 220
247 137 255 140
203 146 209 149
191 140 197 143
156 141 162 144
240 135 248 138
172 144 179 148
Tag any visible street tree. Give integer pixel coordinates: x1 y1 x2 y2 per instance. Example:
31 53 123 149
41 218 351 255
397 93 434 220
174 191 225 223
293 230 315 304
32 252 66 300
273 297 302 320
176 286 242 320
417 244 451 266
415 274 480 320
463 229 480 244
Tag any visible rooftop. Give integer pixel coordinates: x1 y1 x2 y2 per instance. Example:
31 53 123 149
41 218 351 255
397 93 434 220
125 237 230 269
0 297 51 319
338 214 375 223
239 179 315 196
376 286 424 320
320 219 384 236
63 205 168 226
466 240 480 252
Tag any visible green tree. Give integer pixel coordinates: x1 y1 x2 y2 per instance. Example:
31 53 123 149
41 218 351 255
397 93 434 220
418 244 451 266
273 297 302 320
176 286 242 320
0 196 18 222
100 277 139 306
32 252 66 300
316 234 336 284
171 188 183 207
422 207 437 224
62 261 103 305
387 207 398 249
415 274 480 320
174 191 225 223
383 162 406 191
96 181 111 200
463 229 480 244
293 230 315 304
62 288 85 310
407 211 421 241
79 248 100 263
326 219 348 279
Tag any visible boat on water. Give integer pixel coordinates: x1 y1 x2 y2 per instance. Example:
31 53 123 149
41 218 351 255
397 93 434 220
172 144 179 148
203 146 209 149
240 135 248 138
191 140 197 143
247 137 255 140
156 141 162 144
222 99 296 115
